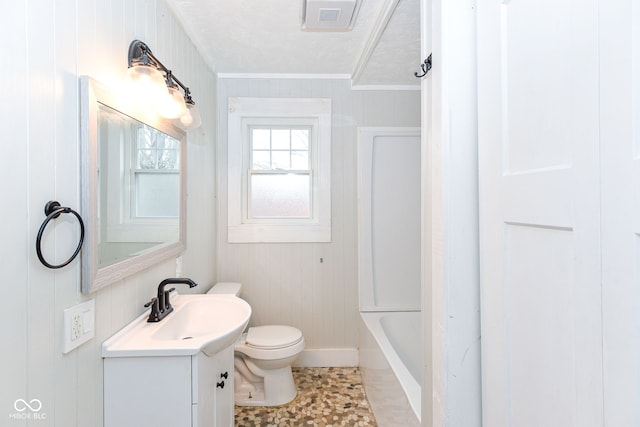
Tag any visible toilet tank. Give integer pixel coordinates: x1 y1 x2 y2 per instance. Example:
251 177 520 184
207 282 242 297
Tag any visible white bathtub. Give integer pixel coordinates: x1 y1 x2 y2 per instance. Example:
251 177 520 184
359 311 421 426
357 129 422 425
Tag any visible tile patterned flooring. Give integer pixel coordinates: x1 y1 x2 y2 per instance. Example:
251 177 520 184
235 367 378 426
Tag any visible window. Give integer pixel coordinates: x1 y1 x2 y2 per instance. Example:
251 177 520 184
249 125 312 219
228 97 331 242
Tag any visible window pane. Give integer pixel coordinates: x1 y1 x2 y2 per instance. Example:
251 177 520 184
138 149 157 169
291 150 309 169
135 173 180 217
136 129 180 170
271 151 291 170
291 129 309 149
250 174 310 218
252 150 271 169
271 129 290 150
252 129 270 149
137 128 155 150
159 136 179 151
157 145 179 169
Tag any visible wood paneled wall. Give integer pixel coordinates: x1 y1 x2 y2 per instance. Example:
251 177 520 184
216 78 420 358
2 1 216 425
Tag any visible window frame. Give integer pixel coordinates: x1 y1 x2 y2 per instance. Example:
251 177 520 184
227 97 331 243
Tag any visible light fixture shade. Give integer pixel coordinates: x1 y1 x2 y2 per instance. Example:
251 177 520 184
156 84 187 119
124 64 167 105
125 40 199 126
179 101 202 130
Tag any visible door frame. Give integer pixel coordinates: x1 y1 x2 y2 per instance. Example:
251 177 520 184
421 0 482 425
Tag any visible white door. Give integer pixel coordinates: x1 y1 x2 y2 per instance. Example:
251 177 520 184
477 1 603 426
600 1 640 425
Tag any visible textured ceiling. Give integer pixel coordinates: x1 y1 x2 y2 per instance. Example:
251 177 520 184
166 0 421 86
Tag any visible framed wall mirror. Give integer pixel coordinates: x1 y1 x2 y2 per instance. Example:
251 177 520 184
80 76 186 294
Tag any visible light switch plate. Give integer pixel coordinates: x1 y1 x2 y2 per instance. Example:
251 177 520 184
63 299 95 354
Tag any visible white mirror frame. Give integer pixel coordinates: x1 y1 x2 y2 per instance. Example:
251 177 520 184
79 76 186 294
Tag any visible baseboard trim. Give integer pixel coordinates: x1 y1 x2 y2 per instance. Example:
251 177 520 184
293 348 359 367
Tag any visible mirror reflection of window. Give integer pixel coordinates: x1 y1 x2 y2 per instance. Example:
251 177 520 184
132 126 180 219
98 105 181 253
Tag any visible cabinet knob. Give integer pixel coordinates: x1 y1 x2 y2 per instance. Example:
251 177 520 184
220 371 229 380
216 380 225 389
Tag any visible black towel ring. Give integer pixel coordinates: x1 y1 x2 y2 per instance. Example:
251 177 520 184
36 200 85 269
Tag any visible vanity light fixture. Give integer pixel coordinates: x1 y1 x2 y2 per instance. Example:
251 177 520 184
157 71 188 119
126 39 202 129
181 89 202 129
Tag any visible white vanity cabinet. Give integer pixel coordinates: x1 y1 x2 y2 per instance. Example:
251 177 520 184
193 346 235 426
104 345 234 427
101 293 250 426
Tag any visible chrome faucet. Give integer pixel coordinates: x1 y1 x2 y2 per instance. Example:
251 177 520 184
144 278 198 322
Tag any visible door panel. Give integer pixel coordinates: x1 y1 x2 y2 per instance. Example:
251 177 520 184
505 225 575 426
478 0 603 426
600 0 640 425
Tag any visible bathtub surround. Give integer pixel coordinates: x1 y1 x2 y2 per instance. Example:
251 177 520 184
357 127 421 312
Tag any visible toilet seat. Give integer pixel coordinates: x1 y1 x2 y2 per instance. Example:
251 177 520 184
246 325 303 349
235 325 305 360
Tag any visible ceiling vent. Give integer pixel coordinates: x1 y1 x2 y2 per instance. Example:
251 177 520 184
302 0 359 31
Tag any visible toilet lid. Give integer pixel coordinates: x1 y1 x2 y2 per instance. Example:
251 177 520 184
246 325 303 349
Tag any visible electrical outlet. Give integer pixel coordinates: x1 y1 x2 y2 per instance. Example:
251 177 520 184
63 300 95 354
71 314 82 341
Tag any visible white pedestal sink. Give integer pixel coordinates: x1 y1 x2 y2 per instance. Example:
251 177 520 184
102 293 251 357
102 293 251 427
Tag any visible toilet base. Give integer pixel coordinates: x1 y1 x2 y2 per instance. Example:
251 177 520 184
234 365 297 406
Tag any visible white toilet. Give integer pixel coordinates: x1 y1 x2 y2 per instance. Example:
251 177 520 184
207 282 305 406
